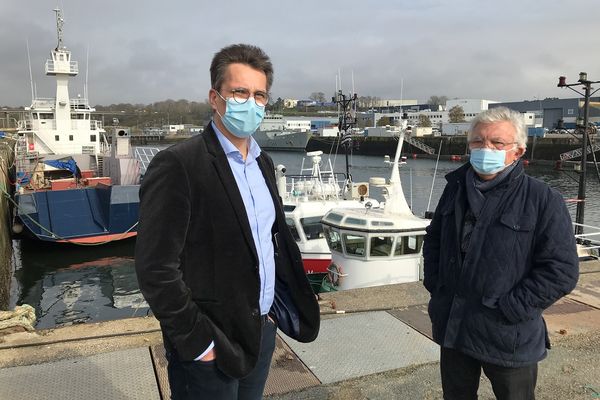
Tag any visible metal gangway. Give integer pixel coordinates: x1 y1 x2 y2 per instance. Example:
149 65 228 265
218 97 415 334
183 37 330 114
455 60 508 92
404 132 436 155
134 147 161 176
560 143 600 161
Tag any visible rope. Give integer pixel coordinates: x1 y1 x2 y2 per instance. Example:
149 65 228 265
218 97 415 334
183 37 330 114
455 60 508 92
0 185 138 246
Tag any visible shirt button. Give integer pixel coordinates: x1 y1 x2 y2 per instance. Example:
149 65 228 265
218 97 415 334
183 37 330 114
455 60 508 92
251 309 259 317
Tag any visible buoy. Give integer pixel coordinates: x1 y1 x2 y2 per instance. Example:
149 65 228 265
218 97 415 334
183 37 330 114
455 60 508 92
28 143 34 151
412 153 417 159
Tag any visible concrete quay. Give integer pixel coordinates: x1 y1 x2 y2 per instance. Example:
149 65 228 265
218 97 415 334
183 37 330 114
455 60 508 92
0 259 598 400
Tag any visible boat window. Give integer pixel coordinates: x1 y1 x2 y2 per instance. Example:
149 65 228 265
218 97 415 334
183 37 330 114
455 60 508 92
90 134 97 142
69 135 73 141
394 237 403 256
283 205 296 212
40 113 54 119
371 220 394 226
323 227 343 253
55 135 59 141
343 234 366 257
346 217 367 226
300 216 324 240
285 218 300 242
32 113 38 119
370 236 393 257
325 212 344 223
396 235 423 255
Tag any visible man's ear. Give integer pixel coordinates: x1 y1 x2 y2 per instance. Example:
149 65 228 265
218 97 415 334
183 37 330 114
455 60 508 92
208 89 218 111
516 146 526 158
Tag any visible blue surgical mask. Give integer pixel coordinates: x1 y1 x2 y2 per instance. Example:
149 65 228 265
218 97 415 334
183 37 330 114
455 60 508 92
469 148 509 175
215 94 265 138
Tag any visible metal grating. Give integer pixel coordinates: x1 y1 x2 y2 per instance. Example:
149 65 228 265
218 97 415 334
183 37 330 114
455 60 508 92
0 348 160 400
264 334 321 396
150 345 171 400
388 304 433 339
280 311 439 384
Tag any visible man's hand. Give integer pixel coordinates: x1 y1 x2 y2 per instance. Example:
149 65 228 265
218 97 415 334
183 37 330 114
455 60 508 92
200 348 216 362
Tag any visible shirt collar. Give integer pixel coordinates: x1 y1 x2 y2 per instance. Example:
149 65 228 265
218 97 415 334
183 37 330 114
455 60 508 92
211 121 262 162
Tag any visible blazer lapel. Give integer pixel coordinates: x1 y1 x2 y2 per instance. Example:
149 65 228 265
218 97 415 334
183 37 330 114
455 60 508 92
204 125 258 264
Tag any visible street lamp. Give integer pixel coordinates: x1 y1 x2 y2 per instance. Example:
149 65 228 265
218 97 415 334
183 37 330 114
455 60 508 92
557 72 600 235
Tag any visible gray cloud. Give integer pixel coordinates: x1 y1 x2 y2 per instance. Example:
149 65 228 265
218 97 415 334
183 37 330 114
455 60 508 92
1 0 599 107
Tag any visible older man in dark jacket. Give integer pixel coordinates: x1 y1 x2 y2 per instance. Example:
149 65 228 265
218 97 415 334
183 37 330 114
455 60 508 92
423 107 579 400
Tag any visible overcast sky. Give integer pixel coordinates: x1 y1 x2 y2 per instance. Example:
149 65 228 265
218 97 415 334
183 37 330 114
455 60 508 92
1 1 599 107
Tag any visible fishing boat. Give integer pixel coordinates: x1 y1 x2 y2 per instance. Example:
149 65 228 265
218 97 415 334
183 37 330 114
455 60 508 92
321 123 431 290
274 91 389 290
11 9 145 244
276 150 379 278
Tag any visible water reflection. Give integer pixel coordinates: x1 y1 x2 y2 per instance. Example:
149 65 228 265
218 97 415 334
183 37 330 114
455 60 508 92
8 153 600 329
11 239 148 329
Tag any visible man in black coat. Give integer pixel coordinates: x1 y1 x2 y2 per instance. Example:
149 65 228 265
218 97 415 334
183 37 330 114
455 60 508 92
423 107 579 400
135 44 320 400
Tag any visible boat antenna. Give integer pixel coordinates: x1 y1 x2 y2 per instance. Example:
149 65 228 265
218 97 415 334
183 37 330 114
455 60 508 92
26 39 34 102
85 45 90 101
426 140 444 214
334 89 358 196
53 8 64 50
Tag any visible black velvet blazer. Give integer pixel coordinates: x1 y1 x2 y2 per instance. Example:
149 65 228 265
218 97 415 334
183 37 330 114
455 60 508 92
135 123 320 378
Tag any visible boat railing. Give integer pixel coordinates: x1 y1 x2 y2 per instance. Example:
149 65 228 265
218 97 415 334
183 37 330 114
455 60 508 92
17 119 33 131
69 98 91 110
45 59 79 75
100 141 111 156
31 98 56 109
284 172 346 200
573 222 600 258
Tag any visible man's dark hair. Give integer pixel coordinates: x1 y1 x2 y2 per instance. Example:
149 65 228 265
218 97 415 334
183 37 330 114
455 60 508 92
210 44 273 92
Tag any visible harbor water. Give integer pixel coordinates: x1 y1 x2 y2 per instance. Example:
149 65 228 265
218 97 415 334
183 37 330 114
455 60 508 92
8 150 600 329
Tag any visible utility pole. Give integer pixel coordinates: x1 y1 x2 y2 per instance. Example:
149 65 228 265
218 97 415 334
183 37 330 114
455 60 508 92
557 72 600 235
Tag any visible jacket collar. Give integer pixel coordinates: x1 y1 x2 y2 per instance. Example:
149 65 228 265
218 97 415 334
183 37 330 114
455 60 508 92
202 123 259 264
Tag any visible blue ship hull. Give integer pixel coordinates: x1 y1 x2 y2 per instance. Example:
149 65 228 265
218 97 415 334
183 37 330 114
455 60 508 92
14 184 139 243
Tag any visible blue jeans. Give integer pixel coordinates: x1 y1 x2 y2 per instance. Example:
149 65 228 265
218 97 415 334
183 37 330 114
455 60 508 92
166 319 277 400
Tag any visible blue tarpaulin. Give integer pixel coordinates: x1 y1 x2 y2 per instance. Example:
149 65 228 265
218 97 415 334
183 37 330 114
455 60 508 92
44 158 78 176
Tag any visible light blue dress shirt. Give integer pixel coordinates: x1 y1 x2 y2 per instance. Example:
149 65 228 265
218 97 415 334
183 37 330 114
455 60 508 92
213 122 276 315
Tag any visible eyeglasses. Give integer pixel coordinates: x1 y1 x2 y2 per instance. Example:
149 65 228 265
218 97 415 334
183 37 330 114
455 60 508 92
469 137 516 150
217 88 269 107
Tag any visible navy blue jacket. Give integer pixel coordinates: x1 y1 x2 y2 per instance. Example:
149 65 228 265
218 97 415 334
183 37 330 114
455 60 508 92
423 161 579 367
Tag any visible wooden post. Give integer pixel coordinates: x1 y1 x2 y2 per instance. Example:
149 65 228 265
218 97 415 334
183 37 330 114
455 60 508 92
0 138 15 310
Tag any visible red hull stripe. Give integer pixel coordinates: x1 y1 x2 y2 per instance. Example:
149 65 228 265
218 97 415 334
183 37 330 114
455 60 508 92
303 258 332 274
57 232 137 244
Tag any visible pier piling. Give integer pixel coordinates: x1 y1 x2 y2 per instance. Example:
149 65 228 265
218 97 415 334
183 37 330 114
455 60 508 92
0 138 15 311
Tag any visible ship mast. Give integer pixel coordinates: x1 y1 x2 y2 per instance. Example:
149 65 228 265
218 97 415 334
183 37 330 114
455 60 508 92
334 90 358 198
47 8 78 136
53 8 64 50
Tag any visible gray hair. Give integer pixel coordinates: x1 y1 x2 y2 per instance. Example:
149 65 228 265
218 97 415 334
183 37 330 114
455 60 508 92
210 44 274 92
468 107 527 149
